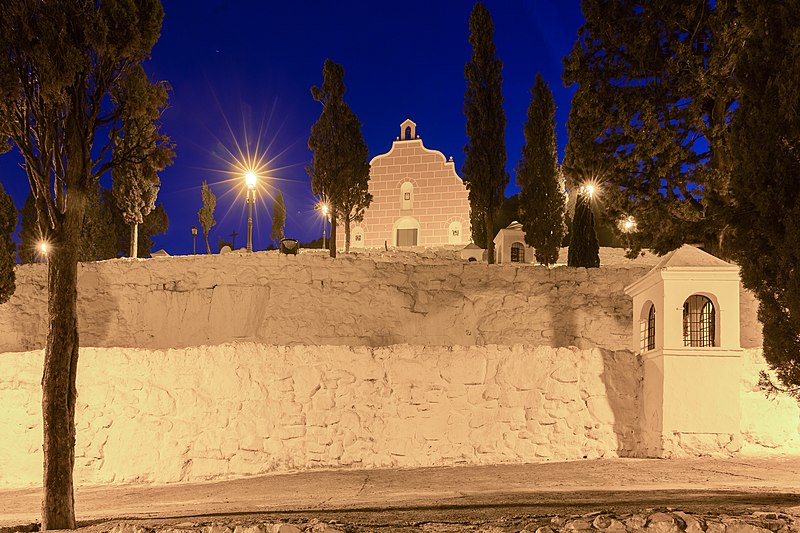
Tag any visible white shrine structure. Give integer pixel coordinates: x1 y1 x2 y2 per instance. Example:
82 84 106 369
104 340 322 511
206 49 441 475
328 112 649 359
337 118 472 249
625 244 744 457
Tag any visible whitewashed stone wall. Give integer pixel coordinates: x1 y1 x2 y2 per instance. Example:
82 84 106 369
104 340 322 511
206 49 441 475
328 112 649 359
1 343 796 489
0 343 640 488
0 251 761 353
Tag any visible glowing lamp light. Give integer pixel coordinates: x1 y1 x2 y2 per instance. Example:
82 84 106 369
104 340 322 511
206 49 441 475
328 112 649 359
621 215 637 233
581 182 597 199
245 170 257 190
39 241 48 255
321 203 329 217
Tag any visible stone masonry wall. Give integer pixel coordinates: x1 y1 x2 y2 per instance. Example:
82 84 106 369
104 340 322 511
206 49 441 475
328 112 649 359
0 250 763 354
0 343 640 488
1 343 795 489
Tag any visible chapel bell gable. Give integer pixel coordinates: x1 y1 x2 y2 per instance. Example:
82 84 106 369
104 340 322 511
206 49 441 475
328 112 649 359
399 118 417 140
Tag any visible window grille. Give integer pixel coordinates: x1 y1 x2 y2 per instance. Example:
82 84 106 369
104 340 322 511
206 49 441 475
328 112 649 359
511 242 524 263
640 304 655 351
683 295 715 347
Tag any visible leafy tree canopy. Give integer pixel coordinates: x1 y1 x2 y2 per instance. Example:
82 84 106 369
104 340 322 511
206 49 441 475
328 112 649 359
516 73 565 266
463 2 507 263
728 0 800 397
0 182 16 303
307 59 370 257
563 0 741 257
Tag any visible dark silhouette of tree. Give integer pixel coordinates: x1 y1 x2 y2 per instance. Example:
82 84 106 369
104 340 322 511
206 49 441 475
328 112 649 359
79 184 116 262
308 59 370 258
0 2 169 527
563 0 741 257
111 66 174 258
0 182 16 303
462 2 508 264
728 0 800 397
198 180 216 254
271 188 286 244
516 73 565 266
18 193 41 264
568 189 600 268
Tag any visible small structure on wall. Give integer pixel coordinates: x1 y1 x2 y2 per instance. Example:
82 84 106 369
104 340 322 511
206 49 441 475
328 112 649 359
625 244 743 458
337 118 472 249
493 221 533 264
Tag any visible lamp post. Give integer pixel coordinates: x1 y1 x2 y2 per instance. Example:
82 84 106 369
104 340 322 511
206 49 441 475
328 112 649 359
39 241 49 295
245 171 257 252
619 215 637 250
191 226 198 254
321 203 329 250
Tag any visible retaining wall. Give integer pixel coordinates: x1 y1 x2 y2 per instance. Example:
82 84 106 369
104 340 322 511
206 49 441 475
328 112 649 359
0 250 762 353
0 343 640 487
1 343 797 489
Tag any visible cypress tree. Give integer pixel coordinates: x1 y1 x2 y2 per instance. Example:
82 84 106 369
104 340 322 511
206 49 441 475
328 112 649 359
563 0 741 257
462 2 508 263
271 188 286 245
198 180 217 254
308 59 370 258
516 73 565 266
18 193 40 264
728 0 800 396
0 2 169 526
0 182 16 303
568 190 600 268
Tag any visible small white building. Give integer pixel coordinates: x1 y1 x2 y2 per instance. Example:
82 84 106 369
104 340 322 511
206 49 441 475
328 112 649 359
493 221 533 264
625 244 743 457
337 118 472 249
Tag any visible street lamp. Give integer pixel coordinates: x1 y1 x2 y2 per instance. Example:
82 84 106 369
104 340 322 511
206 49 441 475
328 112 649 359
581 182 597 199
191 226 198 254
39 241 48 263
245 171 257 252
320 202 329 250
619 215 637 250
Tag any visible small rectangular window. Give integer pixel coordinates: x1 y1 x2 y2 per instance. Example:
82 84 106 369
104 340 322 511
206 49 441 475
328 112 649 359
396 228 418 246
355 234 362 241
404 192 411 201
452 229 459 236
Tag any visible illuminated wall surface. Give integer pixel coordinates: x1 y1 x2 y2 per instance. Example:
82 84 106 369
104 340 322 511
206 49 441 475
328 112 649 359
336 119 472 249
0 248 797 488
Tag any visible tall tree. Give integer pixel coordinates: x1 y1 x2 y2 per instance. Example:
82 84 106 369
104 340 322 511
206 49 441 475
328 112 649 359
79 183 116 262
308 59 370 258
568 188 600 268
728 0 800 397
0 182 16 302
111 65 174 258
198 180 216 254
516 73 565 266
563 0 741 257
0 2 169 528
19 192 41 264
271 188 286 245
462 2 508 264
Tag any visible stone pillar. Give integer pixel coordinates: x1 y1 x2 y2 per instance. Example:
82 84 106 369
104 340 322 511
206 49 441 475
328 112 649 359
625 245 743 457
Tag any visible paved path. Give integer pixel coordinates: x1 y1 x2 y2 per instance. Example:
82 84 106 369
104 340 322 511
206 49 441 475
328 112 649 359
2 457 800 528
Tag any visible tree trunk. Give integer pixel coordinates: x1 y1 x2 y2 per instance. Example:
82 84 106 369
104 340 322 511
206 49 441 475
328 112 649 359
344 214 351 254
41 188 85 531
485 208 495 264
129 222 138 258
329 212 337 258
205 232 211 254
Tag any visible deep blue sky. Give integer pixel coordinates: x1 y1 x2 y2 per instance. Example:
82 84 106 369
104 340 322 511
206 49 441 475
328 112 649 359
0 0 585 254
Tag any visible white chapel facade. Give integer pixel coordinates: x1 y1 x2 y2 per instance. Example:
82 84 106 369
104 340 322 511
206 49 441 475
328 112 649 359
338 119 472 249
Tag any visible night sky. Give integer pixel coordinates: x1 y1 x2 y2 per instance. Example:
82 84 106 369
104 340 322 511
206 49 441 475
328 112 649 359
0 0 585 255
